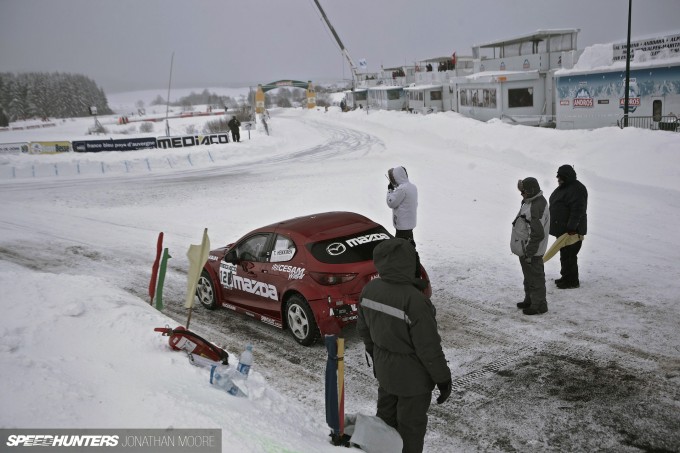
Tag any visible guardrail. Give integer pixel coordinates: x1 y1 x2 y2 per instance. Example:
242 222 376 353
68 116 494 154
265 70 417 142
617 115 679 132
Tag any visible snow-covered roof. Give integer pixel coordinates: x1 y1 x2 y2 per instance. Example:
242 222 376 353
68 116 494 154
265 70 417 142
403 84 443 91
464 70 540 82
555 43 680 76
474 29 579 49
368 85 404 91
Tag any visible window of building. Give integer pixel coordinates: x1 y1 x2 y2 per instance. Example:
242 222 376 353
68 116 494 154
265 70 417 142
653 100 662 122
430 90 442 101
387 89 400 101
508 88 534 108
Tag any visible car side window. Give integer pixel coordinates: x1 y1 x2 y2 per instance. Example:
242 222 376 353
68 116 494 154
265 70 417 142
236 234 270 262
270 234 296 263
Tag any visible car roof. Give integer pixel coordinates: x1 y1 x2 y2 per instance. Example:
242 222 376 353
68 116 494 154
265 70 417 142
260 211 382 241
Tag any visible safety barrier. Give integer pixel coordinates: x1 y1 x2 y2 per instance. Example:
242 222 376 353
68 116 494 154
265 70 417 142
617 115 679 132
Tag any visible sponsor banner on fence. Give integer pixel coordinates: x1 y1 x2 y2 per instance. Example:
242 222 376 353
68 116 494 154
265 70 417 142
156 133 230 149
0 142 29 154
72 137 158 153
29 141 71 154
1 429 221 453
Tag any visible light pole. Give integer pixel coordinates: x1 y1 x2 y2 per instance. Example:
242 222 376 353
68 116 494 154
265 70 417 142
623 0 632 128
165 52 174 137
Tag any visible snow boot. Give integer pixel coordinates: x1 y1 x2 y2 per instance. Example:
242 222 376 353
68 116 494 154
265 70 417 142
556 280 580 289
523 305 548 316
517 300 531 309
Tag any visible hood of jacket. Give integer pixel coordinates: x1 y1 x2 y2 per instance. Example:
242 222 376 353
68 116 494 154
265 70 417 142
557 165 577 183
373 238 417 284
389 166 410 186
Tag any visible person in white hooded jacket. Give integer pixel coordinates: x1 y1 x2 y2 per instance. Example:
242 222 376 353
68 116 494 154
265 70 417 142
386 166 418 246
511 177 550 315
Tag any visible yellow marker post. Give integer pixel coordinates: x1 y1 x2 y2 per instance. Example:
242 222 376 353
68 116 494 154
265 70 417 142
255 85 265 114
306 81 316 109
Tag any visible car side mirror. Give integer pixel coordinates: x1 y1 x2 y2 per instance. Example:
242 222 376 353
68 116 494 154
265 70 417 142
224 250 239 263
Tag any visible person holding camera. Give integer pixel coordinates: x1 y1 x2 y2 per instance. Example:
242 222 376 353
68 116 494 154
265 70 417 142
386 166 418 246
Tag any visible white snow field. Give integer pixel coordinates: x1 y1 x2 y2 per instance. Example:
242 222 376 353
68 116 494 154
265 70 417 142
1 92 680 452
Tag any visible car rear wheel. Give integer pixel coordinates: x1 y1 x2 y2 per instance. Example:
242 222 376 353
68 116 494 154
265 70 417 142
285 294 319 346
196 270 217 310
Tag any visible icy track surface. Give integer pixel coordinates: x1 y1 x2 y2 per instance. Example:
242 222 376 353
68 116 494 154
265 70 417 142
1 106 680 452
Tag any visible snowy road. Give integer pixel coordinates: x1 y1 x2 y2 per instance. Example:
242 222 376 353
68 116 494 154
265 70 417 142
2 107 679 452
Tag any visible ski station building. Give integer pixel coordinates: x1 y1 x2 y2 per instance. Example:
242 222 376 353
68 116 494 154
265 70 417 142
456 29 581 127
554 32 680 130
343 28 680 132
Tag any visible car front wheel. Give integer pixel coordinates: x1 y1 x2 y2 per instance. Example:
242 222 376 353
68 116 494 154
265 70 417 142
285 294 319 346
196 270 217 310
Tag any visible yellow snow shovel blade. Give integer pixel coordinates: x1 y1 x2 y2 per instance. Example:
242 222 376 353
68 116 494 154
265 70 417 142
543 233 584 263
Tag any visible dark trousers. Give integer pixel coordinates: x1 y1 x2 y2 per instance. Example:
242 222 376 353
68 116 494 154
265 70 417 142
519 255 547 309
559 241 582 283
231 129 240 142
377 386 432 453
395 229 415 247
395 230 421 278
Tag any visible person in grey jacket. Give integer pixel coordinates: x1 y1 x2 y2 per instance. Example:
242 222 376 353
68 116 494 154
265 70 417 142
358 238 451 453
511 177 550 315
386 166 418 246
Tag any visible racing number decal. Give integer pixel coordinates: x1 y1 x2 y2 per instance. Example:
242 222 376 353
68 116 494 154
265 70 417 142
220 262 237 289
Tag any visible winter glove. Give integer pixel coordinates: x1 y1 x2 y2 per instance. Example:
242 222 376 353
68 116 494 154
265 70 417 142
436 379 452 404
524 255 533 264
387 182 394 191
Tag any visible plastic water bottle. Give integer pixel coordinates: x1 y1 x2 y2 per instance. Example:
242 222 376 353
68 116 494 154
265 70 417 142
236 344 253 377
210 366 245 397
210 365 234 391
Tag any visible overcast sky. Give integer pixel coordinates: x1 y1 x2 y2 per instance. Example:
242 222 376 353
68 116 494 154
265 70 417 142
1 0 679 94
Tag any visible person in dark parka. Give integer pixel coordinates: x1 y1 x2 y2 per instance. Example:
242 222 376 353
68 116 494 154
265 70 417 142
228 115 241 142
549 164 588 288
357 238 451 453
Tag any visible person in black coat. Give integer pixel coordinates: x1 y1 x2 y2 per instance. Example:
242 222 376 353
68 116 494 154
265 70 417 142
228 115 241 142
549 164 588 288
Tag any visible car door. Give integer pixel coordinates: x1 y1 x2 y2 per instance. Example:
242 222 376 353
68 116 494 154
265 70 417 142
219 233 276 311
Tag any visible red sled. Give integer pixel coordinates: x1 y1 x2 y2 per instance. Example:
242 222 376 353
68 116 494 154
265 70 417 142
154 326 229 365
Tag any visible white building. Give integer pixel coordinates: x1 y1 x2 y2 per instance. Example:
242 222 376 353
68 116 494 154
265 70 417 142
554 33 680 130
456 29 581 126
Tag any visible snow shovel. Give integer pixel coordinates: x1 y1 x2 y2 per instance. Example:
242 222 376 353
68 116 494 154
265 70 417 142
543 233 584 263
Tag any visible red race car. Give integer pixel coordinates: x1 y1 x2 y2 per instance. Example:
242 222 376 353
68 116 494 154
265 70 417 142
196 211 431 346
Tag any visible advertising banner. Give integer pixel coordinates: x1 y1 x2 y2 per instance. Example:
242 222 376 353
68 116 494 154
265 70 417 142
0 142 29 154
29 141 71 154
613 33 680 61
156 133 229 149
72 137 157 153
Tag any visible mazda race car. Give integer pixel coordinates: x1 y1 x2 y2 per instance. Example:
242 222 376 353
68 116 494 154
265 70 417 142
195 211 431 346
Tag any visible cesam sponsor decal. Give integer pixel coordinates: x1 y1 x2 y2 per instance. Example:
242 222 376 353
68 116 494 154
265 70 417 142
6 434 119 447
346 233 390 247
271 264 305 280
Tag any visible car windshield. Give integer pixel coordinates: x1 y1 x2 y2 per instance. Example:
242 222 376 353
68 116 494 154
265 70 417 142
307 226 392 264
